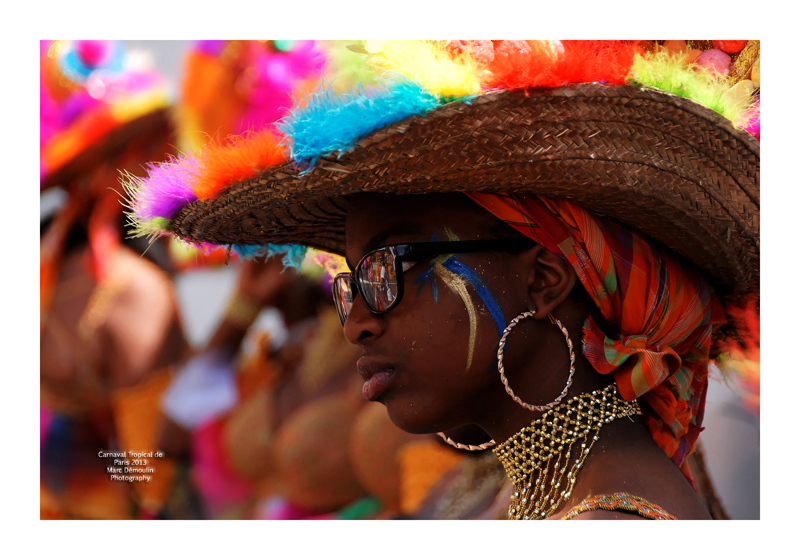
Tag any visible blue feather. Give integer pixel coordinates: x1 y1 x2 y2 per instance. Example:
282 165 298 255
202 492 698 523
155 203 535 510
231 243 308 270
278 76 442 168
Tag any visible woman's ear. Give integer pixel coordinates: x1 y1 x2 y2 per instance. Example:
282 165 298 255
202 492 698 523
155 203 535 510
522 246 576 318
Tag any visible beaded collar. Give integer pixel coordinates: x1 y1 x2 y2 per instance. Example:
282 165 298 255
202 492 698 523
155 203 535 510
492 383 642 520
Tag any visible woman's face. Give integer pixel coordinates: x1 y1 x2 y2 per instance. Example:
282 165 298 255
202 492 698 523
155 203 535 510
343 193 532 434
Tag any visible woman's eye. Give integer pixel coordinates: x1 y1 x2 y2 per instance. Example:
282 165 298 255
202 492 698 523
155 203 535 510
401 260 418 273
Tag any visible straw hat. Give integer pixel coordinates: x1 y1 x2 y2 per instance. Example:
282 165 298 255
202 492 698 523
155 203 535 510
164 40 328 270
127 40 760 298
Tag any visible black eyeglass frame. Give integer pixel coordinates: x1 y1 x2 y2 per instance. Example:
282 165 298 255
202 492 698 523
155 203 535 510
332 239 536 325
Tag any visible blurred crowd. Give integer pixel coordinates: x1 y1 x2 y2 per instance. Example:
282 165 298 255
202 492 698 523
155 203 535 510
39 40 759 520
39 40 516 520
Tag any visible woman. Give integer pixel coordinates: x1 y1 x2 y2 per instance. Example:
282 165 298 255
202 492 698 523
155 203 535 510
127 40 760 519
339 191 717 520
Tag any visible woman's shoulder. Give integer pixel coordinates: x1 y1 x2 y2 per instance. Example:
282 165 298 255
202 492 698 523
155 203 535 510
558 414 712 520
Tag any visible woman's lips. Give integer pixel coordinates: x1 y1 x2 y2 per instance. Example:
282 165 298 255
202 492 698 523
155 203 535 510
357 359 396 401
362 371 395 401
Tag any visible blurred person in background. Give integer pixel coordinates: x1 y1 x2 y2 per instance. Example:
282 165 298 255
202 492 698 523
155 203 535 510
40 40 191 519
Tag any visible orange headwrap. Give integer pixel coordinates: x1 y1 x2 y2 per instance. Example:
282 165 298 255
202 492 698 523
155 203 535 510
468 192 727 480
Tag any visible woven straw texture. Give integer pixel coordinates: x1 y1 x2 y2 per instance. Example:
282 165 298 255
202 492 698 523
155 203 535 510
171 84 759 296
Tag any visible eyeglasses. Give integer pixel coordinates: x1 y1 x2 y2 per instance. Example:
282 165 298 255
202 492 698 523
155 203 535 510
332 239 535 325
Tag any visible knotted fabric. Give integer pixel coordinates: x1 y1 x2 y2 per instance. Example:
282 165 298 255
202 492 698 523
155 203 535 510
468 192 727 478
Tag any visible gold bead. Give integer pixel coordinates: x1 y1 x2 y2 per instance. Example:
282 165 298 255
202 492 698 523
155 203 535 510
493 384 632 520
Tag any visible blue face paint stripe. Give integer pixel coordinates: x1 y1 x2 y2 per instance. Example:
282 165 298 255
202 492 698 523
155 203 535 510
413 267 442 303
414 268 432 298
442 259 506 334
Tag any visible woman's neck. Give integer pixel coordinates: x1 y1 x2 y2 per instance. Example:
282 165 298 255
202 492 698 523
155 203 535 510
479 347 608 444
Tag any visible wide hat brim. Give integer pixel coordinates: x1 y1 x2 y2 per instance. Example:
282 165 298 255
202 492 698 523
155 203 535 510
171 83 759 297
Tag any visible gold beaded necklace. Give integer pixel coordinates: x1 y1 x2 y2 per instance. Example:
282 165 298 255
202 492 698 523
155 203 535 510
492 384 641 520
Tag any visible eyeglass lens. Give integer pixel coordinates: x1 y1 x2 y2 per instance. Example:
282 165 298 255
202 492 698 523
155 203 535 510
333 248 402 323
333 274 354 324
356 248 399 314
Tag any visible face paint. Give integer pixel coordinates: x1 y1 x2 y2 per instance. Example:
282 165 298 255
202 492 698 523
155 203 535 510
439 228 507 333
412 227 508 371
434 263 479 370
440 259 506 333
414 230 449 302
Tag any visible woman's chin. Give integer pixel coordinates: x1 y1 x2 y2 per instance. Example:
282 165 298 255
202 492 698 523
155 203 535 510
383 401 443 435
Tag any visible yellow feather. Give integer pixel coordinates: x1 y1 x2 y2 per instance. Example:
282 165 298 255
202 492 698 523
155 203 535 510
364 40 481 98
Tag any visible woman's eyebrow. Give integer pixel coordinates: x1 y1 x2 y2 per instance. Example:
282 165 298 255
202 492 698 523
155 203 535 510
363 225 423 252
348 225 428 268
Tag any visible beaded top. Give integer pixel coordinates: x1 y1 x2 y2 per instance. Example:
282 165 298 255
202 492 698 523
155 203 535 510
492 384 642 519
561 492 676 520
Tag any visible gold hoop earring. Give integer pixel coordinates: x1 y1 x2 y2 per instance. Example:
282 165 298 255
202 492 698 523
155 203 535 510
497 310 575 412
436 432 496 451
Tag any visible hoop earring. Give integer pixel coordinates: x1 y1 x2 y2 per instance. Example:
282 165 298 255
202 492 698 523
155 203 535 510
436 432 496 451
497 310 575 412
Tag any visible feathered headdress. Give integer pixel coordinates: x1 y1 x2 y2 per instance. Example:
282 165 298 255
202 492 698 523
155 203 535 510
124 40 759 273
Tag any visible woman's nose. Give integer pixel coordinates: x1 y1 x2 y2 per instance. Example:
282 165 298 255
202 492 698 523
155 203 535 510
342 294 385 345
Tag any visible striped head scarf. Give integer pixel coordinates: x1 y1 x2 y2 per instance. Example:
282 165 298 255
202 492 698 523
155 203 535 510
468 192 727 480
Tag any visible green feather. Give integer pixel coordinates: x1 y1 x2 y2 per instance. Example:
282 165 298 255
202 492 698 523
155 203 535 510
629 51 754 126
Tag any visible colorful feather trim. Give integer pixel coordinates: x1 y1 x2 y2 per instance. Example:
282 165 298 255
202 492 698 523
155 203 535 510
126 40 760 266
231 243 308 270
279 40 755 170
125 128 287 236
485 40 639 90
192 129 287 201
629 50 753 125
126 153 201 226
741 98 760 140
364 40 482 98
123 127 308 268
278 78 441 168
